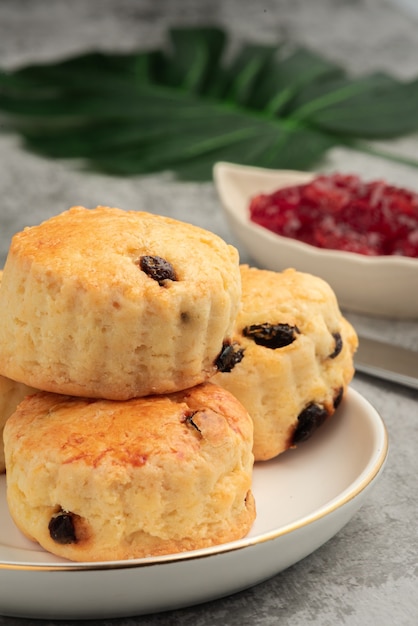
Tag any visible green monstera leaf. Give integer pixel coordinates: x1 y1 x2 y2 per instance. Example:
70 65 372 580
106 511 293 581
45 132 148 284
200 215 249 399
1 27 417 180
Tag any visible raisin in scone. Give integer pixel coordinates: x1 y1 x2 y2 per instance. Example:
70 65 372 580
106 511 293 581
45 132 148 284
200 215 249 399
0 206 241 400
213 266 358 461
4 382 255 562
0 375 37 473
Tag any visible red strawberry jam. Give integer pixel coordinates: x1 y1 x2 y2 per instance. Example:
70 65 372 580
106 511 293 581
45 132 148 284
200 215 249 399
249 173 418 257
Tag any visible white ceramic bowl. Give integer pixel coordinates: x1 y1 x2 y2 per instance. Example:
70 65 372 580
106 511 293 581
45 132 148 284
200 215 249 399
214 161 418 318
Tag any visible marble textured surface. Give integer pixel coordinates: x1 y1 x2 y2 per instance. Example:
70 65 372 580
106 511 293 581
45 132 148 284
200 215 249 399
0 1 417 624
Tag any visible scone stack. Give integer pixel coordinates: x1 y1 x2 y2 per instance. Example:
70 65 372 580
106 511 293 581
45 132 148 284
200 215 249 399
0 206 255 561
0 205 358 563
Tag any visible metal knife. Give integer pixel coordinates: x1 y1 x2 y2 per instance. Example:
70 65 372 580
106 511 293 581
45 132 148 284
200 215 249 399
355 335 418 390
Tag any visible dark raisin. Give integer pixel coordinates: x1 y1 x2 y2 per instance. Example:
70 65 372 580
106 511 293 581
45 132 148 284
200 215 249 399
329 332 343 359
137 255 177 286
333 386 344 408
243 323 300 349
48 511 77 544
215 342 244 372
292 403 328 444
183 410 202 434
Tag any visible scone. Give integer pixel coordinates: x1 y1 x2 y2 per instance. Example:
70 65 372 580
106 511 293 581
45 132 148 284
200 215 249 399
213 266 358 461
0 269 38 473
4 382 255 562
0 375 37 473
0 206 241 400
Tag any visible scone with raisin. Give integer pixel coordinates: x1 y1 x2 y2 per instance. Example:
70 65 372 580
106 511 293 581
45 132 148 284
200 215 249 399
4 382 255 562
213 266 358 461
0 375 37 473
0 206 241 400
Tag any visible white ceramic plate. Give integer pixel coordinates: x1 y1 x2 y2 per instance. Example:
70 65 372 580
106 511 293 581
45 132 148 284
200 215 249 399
0 387 387 620
214 161 418 318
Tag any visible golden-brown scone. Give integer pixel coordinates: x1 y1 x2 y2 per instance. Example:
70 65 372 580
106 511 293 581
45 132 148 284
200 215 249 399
0 206 241 400
4 383 255 562
0 269 38 473
213 266 358 461
0 375 37 473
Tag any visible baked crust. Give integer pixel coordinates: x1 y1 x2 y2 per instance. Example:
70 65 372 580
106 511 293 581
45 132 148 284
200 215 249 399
4 382 255 561
214 266 358 460
0 271 38 473
0 375 37 473
0 206 241 399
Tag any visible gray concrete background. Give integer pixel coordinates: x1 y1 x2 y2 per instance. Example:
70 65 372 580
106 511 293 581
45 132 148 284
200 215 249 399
0 1 417 624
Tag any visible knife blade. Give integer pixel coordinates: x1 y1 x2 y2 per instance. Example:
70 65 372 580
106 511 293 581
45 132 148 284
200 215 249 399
355 335 418 390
